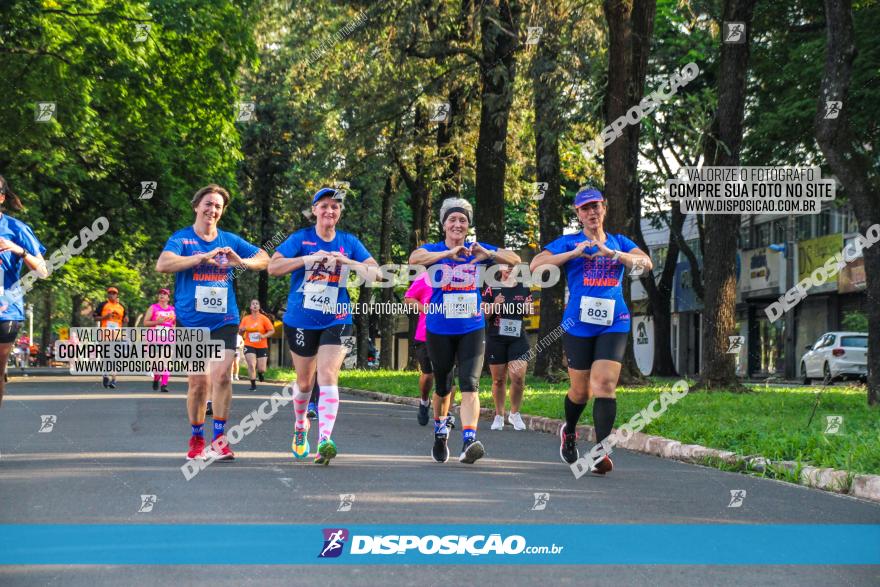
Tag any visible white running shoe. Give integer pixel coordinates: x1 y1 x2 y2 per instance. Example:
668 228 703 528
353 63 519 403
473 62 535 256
508 412 526 431
491 415 504 430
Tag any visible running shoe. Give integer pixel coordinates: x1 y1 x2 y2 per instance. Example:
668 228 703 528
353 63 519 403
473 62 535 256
447 414 456 429
102 375 110 388
559 424 579 464
187 435 206 460
508 412 526 431
314 438 337 465
432 433 449 463
459 439 485 464
205 401 213 416
108 381 117 389
160 385 169 393
208 435 235 461
307 402 318 420
292 421 310 459
417 403 430 426
591 454 614 475
491 415 504 430
152 379 159 391
248 384 257 392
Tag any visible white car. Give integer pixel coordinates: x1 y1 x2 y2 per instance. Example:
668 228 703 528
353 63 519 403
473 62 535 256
800 331 868 383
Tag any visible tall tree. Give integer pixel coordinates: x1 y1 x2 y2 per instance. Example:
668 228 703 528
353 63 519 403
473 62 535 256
602 0 657 383
814 0 880 405
698 0 757 390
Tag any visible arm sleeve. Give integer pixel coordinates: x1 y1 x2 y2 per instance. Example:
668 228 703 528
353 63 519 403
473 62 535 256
276 233 302 258
543 236 568 255
616 234 639 253
16 223 46 256
162 234 184 255
349 236 372 263
233 234 260 260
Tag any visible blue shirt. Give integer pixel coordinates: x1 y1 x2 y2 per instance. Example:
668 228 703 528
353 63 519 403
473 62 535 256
420 240 498 336
544 232 638 337
0 215 46 321
277 227 372 329
162 227 260 330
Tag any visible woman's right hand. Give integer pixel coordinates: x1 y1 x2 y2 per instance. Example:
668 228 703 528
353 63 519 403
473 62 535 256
447 245 470 262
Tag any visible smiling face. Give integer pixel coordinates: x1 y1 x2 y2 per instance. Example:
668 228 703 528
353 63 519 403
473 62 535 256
193 191 225 227
443 212 469 241
576 201 606 231
313 197 342 229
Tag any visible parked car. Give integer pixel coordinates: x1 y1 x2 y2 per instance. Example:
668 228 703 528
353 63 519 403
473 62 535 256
800 331 868 383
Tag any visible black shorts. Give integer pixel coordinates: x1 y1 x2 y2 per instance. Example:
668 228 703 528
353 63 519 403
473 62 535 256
486 336 530 365
563 332 628 370
0 321 23 344
285 324 353 358
245 346 268 359
210 324 239 351
413 341 433 374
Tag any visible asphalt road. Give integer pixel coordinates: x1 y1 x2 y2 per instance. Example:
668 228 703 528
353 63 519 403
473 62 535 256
1 375 878 586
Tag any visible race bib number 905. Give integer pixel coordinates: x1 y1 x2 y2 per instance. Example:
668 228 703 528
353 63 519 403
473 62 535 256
195 286 228 314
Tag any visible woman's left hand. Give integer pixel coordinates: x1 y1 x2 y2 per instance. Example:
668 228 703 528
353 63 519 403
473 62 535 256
587 240 615 259
327 251 355 265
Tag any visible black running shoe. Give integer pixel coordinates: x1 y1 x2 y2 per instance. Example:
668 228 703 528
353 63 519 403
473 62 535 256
206 401 213 416
152 379 159 391
459 439 485 464
559 424 579 464
102 375 110 388
108 381 117 389
432 434 449 463
248 384 257 392
160 385 169 393
417 403 429 426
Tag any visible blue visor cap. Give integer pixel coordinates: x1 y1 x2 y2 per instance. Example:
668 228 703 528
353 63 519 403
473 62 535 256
312 188 345 205
574 188 604 208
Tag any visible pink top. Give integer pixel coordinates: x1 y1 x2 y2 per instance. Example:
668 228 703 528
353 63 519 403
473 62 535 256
148 303 176 328
404 273 432 342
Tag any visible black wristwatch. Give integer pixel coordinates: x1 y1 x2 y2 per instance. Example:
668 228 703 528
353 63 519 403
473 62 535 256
15 247 27 258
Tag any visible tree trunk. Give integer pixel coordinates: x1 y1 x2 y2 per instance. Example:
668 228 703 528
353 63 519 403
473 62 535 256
474 0 521 246
531 6 566 379
40 292 52 366
356 283 371 369
602 0 656 384
71 293 83 327
815 0 880 405
697 0 757 391
379 172 396 369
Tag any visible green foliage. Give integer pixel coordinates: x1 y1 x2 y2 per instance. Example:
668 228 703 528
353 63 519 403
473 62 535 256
841 311 869 332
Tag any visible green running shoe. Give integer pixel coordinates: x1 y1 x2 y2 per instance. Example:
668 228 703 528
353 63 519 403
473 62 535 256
315 438 337 465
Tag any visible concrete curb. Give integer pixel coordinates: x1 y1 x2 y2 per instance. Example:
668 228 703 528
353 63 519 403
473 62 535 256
338 386 880 504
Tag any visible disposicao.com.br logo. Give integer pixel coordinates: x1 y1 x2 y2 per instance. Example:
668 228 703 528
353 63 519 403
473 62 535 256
319 528 563 558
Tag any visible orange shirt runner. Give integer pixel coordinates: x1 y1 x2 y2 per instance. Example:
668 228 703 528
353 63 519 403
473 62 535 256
239 313 273 349
97 301 126 329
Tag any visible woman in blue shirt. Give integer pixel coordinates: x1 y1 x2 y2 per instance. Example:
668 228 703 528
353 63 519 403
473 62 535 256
409 198 520 465
0 175 48 408
530 187 653 475
268 187 378 465
157 184 269 462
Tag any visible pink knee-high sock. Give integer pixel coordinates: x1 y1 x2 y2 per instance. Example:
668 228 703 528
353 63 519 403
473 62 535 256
160 371 170 386
318 385 339 441
292 383 311 431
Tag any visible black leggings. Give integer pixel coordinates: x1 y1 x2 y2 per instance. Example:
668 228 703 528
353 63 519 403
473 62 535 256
426 329 485 396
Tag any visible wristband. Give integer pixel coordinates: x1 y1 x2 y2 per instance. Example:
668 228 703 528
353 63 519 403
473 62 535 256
16 248 27 258
611 250 620 261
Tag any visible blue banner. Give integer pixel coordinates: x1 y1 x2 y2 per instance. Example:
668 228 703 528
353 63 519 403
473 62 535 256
1 524 879 565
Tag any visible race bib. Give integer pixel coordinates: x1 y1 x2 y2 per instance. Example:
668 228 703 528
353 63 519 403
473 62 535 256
304 284 339 313
106 321 120 330
443 292 478 319
498 318 522 337
195 285 228 314
579 296 615 326
248 332 262 343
